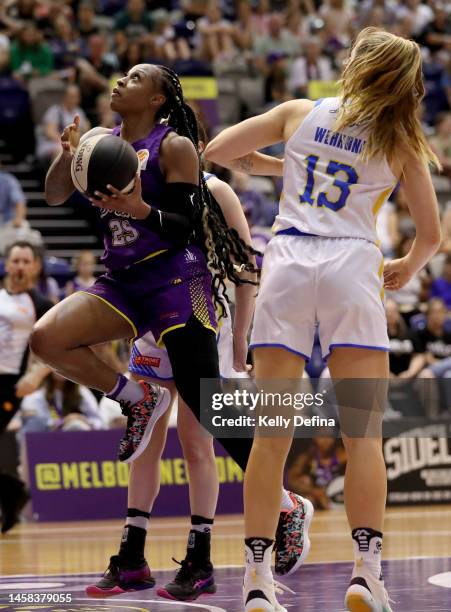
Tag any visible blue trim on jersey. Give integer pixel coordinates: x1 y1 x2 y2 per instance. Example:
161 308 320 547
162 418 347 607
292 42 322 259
203 172 215 182
314 98 324 107
276 228 319 238
324 343 390 361
249 342 310 362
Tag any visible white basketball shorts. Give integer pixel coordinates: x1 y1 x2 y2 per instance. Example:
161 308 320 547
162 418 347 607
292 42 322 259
250 234 389 360
129 300 234 380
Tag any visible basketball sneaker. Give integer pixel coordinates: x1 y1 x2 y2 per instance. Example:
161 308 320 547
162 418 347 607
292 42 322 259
345 560 393 612
275 492 314 576
244 571 293 612
86 555 155 597
118 381 171 463
156 558 216 601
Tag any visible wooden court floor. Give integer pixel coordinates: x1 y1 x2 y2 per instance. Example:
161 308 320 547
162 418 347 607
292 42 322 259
2 505 451 577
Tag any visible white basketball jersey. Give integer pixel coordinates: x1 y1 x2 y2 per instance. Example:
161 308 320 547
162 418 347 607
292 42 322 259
273 97 397 243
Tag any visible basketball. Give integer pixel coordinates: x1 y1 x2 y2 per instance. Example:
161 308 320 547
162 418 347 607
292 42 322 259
71 133 139 199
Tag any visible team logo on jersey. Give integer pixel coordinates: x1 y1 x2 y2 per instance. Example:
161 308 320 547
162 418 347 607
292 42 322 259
136 149 150 170
134 355 161 368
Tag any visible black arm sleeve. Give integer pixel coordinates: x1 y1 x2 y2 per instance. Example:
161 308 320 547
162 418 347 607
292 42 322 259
144 182 199 244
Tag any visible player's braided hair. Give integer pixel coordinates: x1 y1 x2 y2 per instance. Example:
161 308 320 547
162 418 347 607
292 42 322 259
154 64 260 316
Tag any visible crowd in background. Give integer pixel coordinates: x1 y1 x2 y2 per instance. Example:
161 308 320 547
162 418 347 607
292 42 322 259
0 0 451 520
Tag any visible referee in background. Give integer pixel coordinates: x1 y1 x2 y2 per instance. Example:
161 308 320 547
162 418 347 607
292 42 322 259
0 240 52 533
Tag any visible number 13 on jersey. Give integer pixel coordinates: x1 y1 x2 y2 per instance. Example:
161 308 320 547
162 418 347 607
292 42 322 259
300 154 359 212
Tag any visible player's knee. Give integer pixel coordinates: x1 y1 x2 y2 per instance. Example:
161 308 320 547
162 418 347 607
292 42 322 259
253 435 292 458
180 434 214 466
30 323 62 363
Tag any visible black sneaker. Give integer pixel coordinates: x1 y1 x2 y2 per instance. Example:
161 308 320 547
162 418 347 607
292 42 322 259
0 474 30 534
86 555 155 597
157 558 216 601
118 381 171 463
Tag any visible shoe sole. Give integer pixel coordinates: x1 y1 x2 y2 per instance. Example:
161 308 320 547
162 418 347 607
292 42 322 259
157 585 217 601
345 593 374 612
86 580 155 598
283 497 315 576
122 387 171 464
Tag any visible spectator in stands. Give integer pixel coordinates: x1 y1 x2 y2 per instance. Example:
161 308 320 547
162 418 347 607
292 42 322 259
386 299 424 380
0 240 52 533
152 8 192 63
0 0 37 36
358 0 397 29
230 170 277 227
118 40 146 73
36 83 89 166
430 254 451 308
76 1 100 41
95 91 117 127
114 0 154 41
21 371 104 432
430 112 451 180
65 250 96 295
395 0 434 37
232 0 255 52
250 0 271 35
288 36 335 97
416 298 451 417
197 0 237 63
286 437 346 510
31 246 61 304
9 21 54 82
0 166 26 231
418 5 451 54
77 34 118 119
319 0 355 49
48 14 85 73
253 13 299 73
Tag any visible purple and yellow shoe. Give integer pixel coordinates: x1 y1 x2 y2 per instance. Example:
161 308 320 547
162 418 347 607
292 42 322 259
157 558 216 601
275 492 314 576
118 381 171 463
86 555 155 597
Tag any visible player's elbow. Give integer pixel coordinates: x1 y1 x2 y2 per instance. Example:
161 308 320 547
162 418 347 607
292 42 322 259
204 140 226 165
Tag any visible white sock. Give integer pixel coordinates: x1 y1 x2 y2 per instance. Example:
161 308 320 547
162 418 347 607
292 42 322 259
352 528 383 580
107 374 144 405
244 537 273 579
280 488 295 511
126 515 149 530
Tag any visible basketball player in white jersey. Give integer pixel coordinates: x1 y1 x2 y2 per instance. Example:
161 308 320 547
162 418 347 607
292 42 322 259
206 28 442 612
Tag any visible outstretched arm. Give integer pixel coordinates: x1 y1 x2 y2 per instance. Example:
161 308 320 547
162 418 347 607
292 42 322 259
204 100 313 175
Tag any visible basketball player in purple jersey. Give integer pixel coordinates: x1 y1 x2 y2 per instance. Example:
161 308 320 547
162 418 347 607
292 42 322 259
32 65 311 593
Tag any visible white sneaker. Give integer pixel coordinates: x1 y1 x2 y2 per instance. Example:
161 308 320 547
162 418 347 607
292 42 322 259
345 561 393 612
244 570 287 612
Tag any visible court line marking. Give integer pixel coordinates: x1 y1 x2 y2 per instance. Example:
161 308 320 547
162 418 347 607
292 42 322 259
2 556 451 579
8 508 451 536
3 529 451 545
428 572 451 589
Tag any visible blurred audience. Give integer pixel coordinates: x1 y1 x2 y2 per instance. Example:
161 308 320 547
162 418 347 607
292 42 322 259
65 250 97 295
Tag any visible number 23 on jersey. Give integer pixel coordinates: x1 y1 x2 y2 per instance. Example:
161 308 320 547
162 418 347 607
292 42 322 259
300 154 359 212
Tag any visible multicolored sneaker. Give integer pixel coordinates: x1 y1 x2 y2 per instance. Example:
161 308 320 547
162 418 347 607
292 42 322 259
345 561 394 612
85 555 155 597
157 558 216 601
118 381 171 463
275 492 314 576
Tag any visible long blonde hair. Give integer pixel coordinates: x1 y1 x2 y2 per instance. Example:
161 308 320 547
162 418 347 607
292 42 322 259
335 27 440 169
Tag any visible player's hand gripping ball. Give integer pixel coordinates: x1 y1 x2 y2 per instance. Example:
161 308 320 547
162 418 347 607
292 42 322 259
71 133 139 201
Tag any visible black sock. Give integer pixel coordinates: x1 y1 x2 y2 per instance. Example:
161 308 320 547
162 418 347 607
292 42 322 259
118 525 147 567
186 515 214 566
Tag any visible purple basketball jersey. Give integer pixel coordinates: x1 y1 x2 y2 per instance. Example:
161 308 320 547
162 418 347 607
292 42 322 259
96 123 175 270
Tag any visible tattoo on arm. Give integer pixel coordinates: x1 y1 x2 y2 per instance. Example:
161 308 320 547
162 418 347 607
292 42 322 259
231 155 254 172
